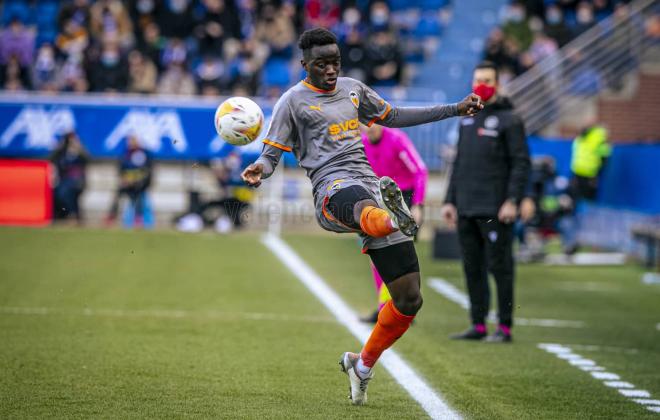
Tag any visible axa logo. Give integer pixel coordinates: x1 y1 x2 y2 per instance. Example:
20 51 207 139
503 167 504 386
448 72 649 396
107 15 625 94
105 109 187 152
0 106 75 150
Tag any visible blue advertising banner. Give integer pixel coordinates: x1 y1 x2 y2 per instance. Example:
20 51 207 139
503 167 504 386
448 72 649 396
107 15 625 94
0 93 274 161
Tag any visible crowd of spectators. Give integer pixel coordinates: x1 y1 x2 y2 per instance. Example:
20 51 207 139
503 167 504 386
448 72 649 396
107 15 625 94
0 0 450 98
483 0 634 85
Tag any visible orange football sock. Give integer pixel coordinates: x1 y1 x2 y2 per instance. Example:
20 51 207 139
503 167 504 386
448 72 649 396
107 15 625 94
359 206 396 237
360 300 415 368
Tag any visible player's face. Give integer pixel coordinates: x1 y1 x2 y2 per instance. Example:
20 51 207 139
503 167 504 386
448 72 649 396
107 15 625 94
303 44 341 91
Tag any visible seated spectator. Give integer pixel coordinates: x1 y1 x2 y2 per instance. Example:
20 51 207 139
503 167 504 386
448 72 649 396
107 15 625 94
87 35 128 92
573 1 596 37
194 0 241 58
50 131 89 224
0 17 36 69
106 135 153 227
339 27 367 81
89 0 134 48
157 62 196 96
1 55 31 90
365 28 404 87
155 0 195 39
194 54 225 95
58 0 91 33
544 4 573 47
502 2 533 51
226 39 267 95
56 18 89 61
255 4 296 59
137 21 166 70
369 2 391 33
32 43 59 92
304 0 340 30
526 30 558 67
58 53 88 92
161 37 187 68
127 50 157 94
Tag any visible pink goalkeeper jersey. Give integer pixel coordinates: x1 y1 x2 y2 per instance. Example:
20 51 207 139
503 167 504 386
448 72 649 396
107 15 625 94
362 127 428 205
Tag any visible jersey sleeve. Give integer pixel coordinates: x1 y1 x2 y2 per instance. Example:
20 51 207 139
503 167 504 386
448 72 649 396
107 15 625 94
262 95 295 152
356 81 392 127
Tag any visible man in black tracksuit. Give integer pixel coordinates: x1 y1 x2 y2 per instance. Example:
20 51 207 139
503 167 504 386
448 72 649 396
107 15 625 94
441 61 530 343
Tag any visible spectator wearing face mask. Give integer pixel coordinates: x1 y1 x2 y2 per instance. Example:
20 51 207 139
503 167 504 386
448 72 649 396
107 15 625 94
502 2 533 51
156 0 195 39
88 35 128 92
544 4 573 47
32 43 59 91
573 1 596 37
365 28 404 87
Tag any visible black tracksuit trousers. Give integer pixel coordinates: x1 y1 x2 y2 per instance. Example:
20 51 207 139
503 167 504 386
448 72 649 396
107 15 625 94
457 216 515 327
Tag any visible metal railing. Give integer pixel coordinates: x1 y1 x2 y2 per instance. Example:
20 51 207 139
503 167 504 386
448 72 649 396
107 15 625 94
506 0 659 134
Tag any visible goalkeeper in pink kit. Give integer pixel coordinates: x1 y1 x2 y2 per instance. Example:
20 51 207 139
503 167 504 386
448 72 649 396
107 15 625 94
360 124 428 323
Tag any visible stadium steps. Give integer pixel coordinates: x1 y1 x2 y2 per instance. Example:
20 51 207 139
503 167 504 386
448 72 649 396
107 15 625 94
412 0 508 101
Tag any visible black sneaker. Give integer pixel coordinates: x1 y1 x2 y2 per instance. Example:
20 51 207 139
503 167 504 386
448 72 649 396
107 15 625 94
485 329 512 343
449 326 487 341
360 309 379 323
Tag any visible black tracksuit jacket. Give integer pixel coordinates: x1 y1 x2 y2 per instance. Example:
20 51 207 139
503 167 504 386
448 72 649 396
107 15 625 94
445 96 531 217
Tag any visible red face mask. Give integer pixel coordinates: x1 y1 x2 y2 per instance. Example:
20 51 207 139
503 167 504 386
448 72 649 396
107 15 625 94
473 83 496 102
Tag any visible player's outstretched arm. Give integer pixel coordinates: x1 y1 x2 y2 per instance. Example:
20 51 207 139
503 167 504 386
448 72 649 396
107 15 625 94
379 93 484 128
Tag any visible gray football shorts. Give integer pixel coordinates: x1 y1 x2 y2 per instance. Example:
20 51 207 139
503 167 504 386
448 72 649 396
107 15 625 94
313 176 412 252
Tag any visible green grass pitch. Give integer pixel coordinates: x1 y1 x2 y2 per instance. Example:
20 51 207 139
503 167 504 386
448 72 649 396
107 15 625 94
1 227 659 419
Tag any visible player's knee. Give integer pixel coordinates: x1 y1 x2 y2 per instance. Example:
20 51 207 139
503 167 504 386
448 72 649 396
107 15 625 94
394 289 423 315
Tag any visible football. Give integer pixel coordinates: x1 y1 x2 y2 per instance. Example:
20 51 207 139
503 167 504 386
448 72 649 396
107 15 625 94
214 97 265 146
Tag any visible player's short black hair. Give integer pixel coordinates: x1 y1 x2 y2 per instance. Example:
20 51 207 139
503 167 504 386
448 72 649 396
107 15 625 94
298 27 338 52
475 60 499 80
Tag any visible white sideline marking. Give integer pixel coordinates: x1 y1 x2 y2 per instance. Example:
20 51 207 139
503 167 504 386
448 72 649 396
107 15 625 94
620 390 651 398
428 278 586 328
634 399 660 405
591 372 620 380
656 323 660 331
262 234 461 420
0 306 335 324
539 343 659 414
605 381 634 389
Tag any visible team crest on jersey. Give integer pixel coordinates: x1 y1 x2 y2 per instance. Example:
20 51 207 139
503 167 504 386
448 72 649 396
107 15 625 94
349 91 360 109
485 116 499 129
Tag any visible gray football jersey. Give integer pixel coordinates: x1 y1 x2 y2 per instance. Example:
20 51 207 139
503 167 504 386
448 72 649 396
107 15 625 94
257 77 392 196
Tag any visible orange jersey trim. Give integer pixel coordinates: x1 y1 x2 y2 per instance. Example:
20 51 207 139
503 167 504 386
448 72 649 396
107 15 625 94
302 80 336 94
262 139 292 152
367 103 393 127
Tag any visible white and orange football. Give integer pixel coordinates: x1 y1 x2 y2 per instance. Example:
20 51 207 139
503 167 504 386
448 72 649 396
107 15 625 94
214 97 265 146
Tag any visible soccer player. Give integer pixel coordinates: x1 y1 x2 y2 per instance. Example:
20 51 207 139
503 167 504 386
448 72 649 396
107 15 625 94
360 124 428 323
241 28 482 405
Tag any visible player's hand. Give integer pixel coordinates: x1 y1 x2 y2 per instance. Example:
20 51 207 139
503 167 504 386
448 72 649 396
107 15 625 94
519 197 536 223
498 200 517 224
411 205 424 227
440 203 457 229
457 93 484 117
241 163 264 187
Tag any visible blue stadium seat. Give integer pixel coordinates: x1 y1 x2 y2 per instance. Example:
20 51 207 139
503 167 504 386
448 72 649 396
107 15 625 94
419 0 448 11
2 1 34 25
414 14 442 37
262 58 290 88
